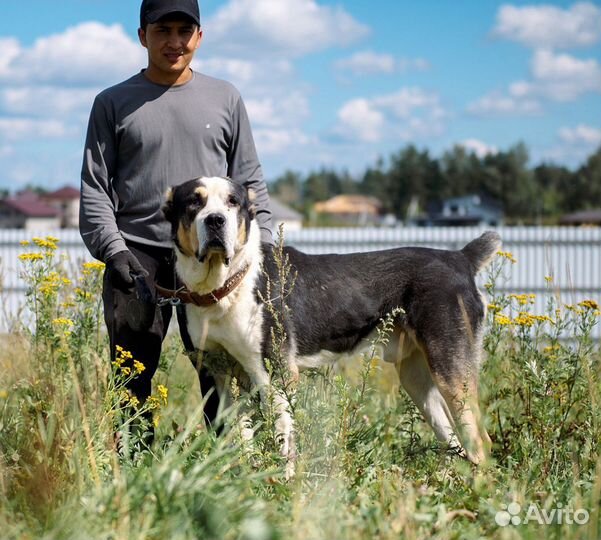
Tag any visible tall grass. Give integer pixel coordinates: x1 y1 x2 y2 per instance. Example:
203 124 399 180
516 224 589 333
0 236 599 539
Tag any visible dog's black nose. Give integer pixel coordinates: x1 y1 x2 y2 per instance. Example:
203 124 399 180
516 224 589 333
205 213 226 230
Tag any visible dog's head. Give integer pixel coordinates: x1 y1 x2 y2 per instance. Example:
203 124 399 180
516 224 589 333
162 177 256 267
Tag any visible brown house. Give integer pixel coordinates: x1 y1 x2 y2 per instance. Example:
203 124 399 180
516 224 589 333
0 191 61 230
314 195 382 226
559 209 601 226
42 186 80 228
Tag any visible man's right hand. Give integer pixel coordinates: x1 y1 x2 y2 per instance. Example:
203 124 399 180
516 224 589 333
106 250 148 292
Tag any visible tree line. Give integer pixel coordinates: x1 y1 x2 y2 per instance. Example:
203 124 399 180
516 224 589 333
270 143 601 224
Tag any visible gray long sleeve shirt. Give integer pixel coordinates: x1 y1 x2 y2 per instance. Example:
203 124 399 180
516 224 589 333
80 70 272 261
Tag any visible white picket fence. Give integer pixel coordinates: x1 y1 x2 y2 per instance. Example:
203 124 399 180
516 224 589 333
1 227 600 337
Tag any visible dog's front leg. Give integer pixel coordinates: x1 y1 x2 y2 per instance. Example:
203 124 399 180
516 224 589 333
234 355 297 479
270 389 296 479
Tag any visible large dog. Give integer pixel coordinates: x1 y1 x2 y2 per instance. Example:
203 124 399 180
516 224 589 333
161 176 501 471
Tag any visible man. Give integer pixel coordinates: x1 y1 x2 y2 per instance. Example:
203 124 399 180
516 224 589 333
80 0 273 427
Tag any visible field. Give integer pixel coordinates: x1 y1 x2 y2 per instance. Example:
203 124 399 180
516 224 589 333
1 236 600 540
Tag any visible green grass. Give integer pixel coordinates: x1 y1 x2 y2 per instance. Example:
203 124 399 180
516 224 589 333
1 237 600 539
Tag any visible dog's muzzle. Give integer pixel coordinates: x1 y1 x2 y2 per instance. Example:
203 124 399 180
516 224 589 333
198 213 231 265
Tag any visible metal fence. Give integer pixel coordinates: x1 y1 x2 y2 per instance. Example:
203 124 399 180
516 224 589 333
1 227 600 337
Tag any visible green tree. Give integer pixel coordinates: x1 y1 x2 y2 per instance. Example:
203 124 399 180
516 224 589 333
533 163 574 218
385 145 440 219
270 170 303 210
480 142 537 221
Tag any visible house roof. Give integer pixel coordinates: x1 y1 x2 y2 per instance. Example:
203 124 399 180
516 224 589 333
2 197 59 218
559 209 601 225
44 186 80 200
442 193 503 211
314 195 382 215
270 198 303 221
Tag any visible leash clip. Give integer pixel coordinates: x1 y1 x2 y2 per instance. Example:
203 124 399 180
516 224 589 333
157 296 182 307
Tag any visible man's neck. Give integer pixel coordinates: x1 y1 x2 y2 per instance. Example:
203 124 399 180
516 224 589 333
143 66 193 86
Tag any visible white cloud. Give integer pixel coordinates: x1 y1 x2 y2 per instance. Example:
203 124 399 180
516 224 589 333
0 145 14 158
0 38 20 78
527 49 601 101
493 2 601 49
373 88 441 118
0 22 144 85
1 87 98 118
558 124 601 145
333 88 446 143
468 49 601 115
335 50 429 76
254 128 312 154
193 57 258 86
193 57 298 102
246 92 309 128
0 118 68 140
459 139 499 158
467 92 542 115
335 98 385 143
203 0 370 58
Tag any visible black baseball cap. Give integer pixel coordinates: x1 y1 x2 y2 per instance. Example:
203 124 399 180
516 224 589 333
140 0 201 28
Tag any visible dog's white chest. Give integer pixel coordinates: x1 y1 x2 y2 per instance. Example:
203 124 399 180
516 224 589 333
185 292 264 360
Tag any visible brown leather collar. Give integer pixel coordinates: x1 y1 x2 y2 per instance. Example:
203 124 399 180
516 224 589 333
155 264 250 307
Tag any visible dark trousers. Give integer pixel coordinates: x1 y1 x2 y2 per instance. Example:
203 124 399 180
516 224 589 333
102 241 219 425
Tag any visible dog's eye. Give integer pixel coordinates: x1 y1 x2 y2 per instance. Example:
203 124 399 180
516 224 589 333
190 194 203 207
227 196 239 207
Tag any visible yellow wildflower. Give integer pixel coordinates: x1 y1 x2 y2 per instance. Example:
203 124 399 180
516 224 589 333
32 237 58 250
488 303 502 312
565 304 584 315
75 288 92 300
495 313 512 326
514 312 535 327
578 299 599 311
129 396 140 409
532 314 554 324
20 240 30 246
513 312 552 327
153 415 160 428
82 261 106 271
544 275 553 284
157 384 168 404
146 396 160 410
121 367 131 376
497 251 517 264
18 253 44 261
509 293 536 306
133 360 146 374
52 318 74 327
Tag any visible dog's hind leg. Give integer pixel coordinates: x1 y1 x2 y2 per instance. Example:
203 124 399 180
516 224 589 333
395 348 464 454
424 341 490 465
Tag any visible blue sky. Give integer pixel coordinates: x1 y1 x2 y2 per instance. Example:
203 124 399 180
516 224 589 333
0 0 600 191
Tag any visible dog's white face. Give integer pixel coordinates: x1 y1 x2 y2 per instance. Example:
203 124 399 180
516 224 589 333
163 176 256 268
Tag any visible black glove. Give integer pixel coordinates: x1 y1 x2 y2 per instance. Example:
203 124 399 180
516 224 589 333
106 250 148 292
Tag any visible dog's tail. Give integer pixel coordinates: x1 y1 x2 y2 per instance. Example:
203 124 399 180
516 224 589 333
461 231 502 274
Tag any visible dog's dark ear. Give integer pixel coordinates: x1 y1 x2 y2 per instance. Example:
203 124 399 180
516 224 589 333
162 188 174 223
247 188 256 220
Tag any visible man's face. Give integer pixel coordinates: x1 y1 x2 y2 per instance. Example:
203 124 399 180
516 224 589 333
138 18 202 85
